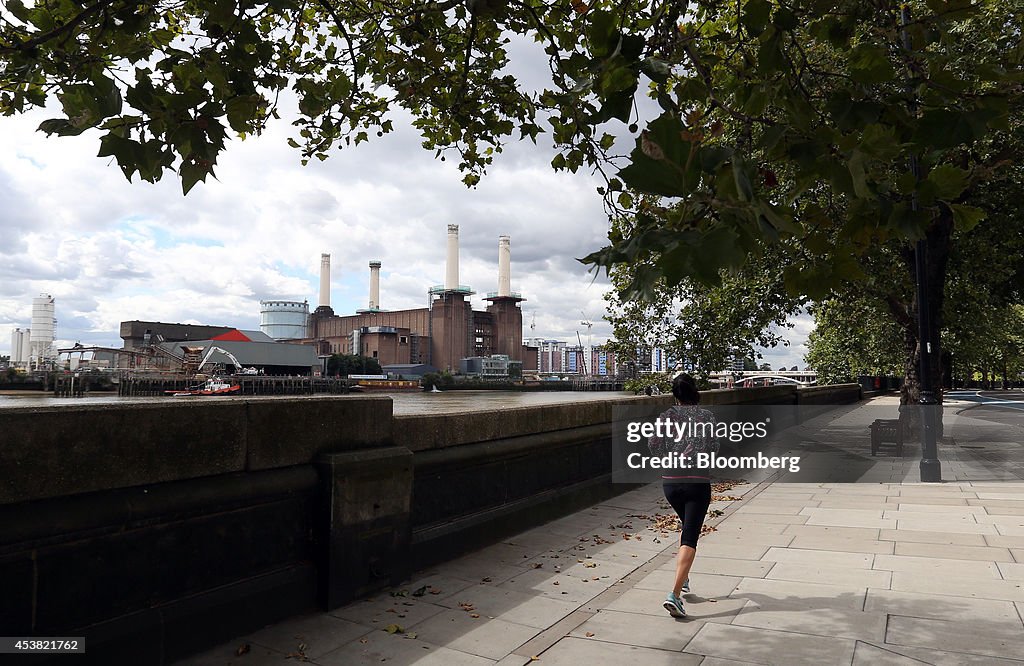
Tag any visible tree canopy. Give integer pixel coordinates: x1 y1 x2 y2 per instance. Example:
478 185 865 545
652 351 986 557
4 0 1023 397
326 353 381 376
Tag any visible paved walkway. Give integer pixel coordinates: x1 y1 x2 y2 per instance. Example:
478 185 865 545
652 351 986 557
186 398 1024 665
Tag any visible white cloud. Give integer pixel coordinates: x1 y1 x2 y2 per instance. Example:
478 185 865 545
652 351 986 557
0 65 809 367
0 88 624 356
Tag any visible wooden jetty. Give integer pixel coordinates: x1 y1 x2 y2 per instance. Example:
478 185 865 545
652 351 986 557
118 375 358 397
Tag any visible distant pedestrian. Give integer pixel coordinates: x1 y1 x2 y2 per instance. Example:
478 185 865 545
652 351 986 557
647 373 719 618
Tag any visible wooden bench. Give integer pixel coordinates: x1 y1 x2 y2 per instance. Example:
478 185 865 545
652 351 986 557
870 416 907 457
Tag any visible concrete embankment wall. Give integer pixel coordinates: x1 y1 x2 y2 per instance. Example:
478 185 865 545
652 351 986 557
0 384 859 664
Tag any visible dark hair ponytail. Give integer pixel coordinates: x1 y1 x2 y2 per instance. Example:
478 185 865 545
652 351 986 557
672 373 699 404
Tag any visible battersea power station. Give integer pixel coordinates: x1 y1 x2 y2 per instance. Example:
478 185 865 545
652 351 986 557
298 225 529 372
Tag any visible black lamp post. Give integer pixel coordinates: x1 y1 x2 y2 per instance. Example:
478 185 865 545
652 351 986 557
902 5 941 482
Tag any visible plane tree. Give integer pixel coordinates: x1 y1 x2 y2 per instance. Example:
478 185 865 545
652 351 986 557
2 0 1022 401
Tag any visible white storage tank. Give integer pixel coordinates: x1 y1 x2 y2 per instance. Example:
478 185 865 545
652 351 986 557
10 327 28 364
30 294 56 366
260 300 309 340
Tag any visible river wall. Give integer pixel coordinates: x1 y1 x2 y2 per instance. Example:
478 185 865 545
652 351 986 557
0 384 860 664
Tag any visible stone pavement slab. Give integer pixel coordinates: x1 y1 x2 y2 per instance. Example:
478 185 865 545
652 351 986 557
684 621 857 665
892 541 1014 561
688 556 776 578
404 609 540 660
872 553 1003 579
761 546 874 569
434 586 578 630
528 636 699 666
315 630 497 665
783 524 881 540
851 642 927 666
890 570 1024 601
632 570 742 598
885 615 1024 660
786 535 894 554
727 577 868 611
567 608 700 650
864 588 1024 629
879 527 988 546
732 601 887 642
764 561 892 588
866 643 1024 666
242 613 370 660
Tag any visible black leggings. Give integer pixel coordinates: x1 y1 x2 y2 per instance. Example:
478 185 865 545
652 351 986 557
663 482 712 548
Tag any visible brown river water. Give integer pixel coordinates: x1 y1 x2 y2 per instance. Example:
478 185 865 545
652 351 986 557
0 389 636 415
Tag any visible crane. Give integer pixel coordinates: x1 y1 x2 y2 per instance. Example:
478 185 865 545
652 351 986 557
197 346 244 374
579 311 594 376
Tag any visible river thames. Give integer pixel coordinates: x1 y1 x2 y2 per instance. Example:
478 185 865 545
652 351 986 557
0 390 636 414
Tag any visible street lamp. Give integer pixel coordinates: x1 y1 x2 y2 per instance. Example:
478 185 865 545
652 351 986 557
902 5 941 482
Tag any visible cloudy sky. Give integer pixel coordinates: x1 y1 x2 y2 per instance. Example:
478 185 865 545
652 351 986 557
0 40 808 369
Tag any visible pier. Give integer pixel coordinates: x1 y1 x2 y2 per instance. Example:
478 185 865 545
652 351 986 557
116 374 357 397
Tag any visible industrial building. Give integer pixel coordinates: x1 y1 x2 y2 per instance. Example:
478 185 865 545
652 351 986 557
259 300 310 340
302 227 531 373
118 325 318 374
8 294 56 370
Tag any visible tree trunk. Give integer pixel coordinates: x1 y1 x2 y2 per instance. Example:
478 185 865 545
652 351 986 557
897 210 953 406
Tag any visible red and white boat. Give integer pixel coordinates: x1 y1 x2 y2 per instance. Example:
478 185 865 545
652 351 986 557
166 378 241 397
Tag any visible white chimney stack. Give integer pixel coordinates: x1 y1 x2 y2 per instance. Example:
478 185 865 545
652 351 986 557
497 235 511 297
319 253 331 308
369 260 381 309
445 224 460 290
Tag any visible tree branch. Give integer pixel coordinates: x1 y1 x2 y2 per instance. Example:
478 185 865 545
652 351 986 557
0 0 124 54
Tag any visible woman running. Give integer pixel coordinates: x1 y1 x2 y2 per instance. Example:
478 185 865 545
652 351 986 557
648 373 719 618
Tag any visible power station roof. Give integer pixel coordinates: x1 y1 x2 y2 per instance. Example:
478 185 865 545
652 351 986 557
209 329 276 343
163 339 318 368
383 363 438 375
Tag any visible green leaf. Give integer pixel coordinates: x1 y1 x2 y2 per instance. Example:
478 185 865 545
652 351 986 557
586 10 619 58
741 0 772 36
732 160 754 202
692 226 746 282
6 0 29 21
949 204 985 231
911 109 992 149
926 164 969 200
847 151 871 198
699 145 733 173
617 113 691 197
225 95 260 133
640 58 671 84
773 7 798 31
38 119 84 137
848 43 894 84
180 161 210 195
599 64 637 95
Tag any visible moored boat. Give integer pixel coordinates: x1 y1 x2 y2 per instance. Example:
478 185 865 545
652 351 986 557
166 378 241 397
